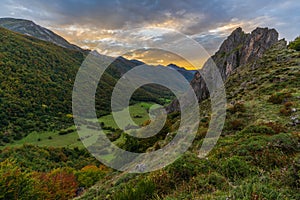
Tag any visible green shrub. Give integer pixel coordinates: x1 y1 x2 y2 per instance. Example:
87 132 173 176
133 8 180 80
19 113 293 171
113 179 156 200
75 165 105 188
288 154 300 188
280 107 292 116
280 101 294 116
229 119 245 131
115 173 137 186
228 101 246 114
273 154 300 190
268 92 291 104
284 101 294 108
288 36 300 51
58 128 76 135
220 156 252 181
195 172 229 192
261 122 285 134
229 177 291 200
107 129 122 142
240 125 275 135
0 159 39 199
166 152 202 182
151 170 176 195
269 133 299 153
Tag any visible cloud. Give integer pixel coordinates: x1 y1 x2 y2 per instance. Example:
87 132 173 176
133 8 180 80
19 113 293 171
1 0 286 33
0 0 299 67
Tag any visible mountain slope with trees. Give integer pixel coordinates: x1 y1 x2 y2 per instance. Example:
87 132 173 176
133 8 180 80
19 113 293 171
77 29 300 200
0 27 172 144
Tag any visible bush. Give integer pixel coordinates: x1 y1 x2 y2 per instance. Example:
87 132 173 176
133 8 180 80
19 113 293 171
0 159 39 199
268 92 291 104
107 129 122 142
220 156 252 181
229 119 245 131
228 101 246 113
166 152 202 182
102 126 116 131
2 136 11 143
230 177 288 200
240 125 275 135
280 107 292 116
284 101 294 108
280 101 294 116
115 173 137 186
76 165 105 188
113 179 156 200
151 170 176 195
194 172 229 192
288 36 300 51
269 133 299 152
207 172 228 189
262 122 285 134
58 128 76 135
33 168 78 199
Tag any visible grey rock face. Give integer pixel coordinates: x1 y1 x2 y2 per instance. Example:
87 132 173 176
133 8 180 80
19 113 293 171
167 27 280 113
209 27 279 80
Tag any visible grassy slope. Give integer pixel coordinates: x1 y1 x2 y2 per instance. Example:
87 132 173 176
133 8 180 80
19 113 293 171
78 42 300 199
2 102 153 149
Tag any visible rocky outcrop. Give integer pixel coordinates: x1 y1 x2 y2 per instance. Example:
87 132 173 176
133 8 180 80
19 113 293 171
167 27 280 113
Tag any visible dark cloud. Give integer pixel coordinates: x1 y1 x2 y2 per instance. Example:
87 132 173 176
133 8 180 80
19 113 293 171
2 0 295 35
0 0 299 66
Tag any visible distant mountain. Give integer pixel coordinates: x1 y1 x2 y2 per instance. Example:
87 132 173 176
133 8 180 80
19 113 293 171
0 18 82 51
129 59 145 66
167 63 197 81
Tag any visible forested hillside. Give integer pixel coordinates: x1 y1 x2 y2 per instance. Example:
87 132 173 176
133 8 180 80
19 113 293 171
0 27 172 144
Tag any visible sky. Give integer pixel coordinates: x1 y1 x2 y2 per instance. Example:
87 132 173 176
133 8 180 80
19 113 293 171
1 0 300 69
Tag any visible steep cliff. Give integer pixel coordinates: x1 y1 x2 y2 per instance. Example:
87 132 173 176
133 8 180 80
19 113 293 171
167 27 280 113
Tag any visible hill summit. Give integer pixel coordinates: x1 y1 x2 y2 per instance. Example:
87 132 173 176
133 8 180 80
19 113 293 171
167 27 280 112
0 18 82 51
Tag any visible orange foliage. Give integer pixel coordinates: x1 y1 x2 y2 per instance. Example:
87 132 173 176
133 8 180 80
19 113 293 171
33 168 78 200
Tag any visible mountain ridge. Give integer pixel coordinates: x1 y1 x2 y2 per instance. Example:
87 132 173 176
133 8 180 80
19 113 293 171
167 27 281 113
0 17 197 78
0 17 83 51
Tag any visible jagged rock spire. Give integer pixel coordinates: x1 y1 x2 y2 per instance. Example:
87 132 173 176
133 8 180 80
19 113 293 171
167 27 280 113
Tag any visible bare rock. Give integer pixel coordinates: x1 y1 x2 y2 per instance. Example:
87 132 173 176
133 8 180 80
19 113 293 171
167 27 280 113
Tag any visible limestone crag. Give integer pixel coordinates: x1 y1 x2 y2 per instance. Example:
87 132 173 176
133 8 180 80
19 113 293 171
167 27 280 113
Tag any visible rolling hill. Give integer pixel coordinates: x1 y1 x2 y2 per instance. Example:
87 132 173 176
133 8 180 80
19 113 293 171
0 26 173 144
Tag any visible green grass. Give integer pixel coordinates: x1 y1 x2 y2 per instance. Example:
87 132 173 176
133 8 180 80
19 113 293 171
2 102 154 149
2 129 84 149
99 102 153 128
